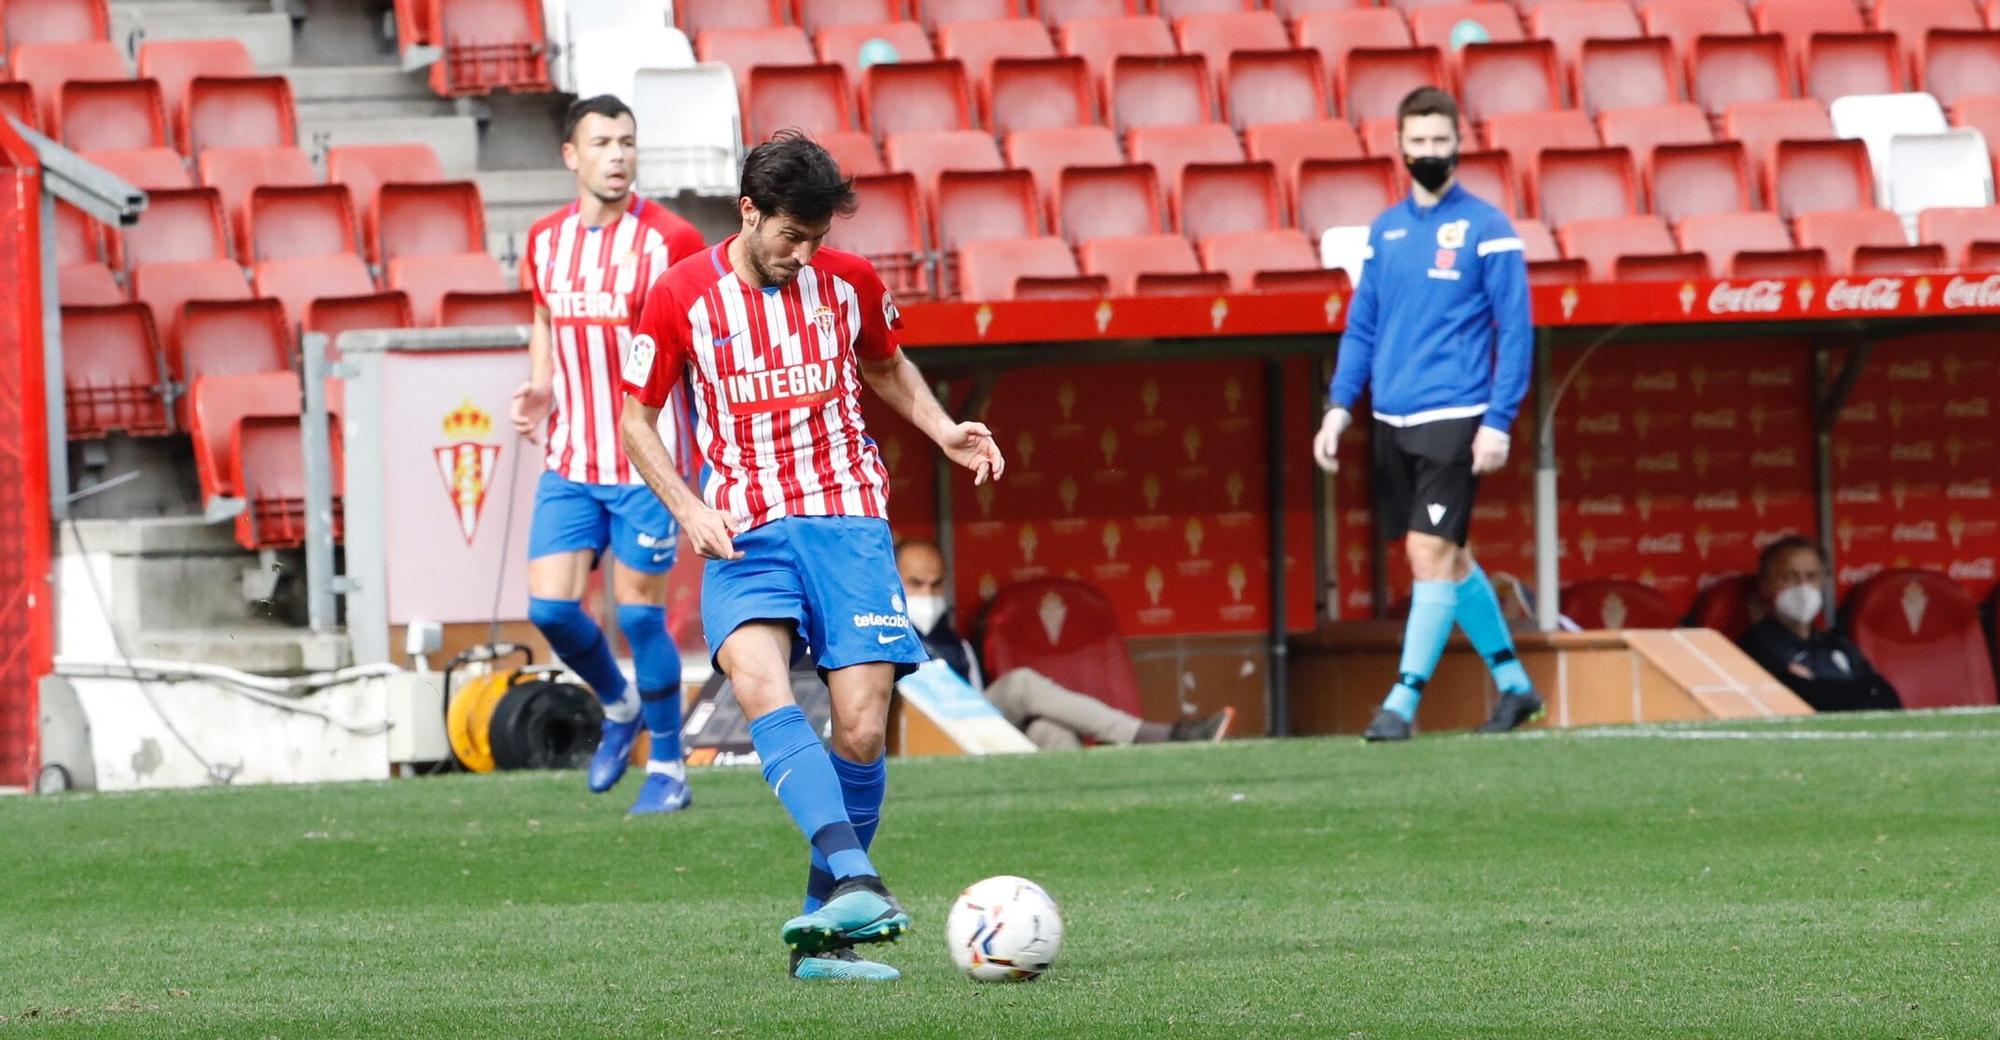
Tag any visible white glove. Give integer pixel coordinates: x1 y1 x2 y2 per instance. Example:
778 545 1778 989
1470 425 1510 475
1312 407 1351 473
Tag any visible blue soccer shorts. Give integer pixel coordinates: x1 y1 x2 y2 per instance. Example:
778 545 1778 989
701 515 930 676
527 470 679 574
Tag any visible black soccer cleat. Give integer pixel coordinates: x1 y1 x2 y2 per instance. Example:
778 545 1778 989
1475 691 1546 734
1362 708 1412 742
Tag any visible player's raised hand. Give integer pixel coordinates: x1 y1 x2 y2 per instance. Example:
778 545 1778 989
1312 407 1351 473
941 422 1006 485
684 505 744 561
1470 426 1511 475
510 381 552 441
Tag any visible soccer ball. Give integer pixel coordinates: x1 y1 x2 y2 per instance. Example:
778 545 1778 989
946 875 1064 982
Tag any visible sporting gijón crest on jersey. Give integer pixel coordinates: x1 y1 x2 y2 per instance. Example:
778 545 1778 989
623 238 901 532
522 196 701 485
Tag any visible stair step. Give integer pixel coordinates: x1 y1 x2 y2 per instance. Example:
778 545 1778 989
136 627 353 675
297 114 480 173
112 9 293 68
286 65 454 120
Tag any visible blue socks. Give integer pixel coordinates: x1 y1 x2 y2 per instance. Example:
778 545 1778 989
750 705 876 882
1384 580 1458 722
528 596 635 722
617 604 684 771
805 753 887 912
1457 565 1534 695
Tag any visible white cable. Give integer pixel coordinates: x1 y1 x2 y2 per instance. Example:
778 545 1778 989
52 660 395 736
54 656 402 696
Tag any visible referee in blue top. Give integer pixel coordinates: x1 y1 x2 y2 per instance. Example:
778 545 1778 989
1313 87 1541 741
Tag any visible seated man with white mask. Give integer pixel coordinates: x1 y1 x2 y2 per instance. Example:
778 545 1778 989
895 539 1233 749
1737 536 1900 712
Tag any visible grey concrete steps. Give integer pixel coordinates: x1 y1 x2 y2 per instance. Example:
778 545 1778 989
285 64 454 120
112 8 293 68
60 518 289 635
297 114 481 173
136 626 352 674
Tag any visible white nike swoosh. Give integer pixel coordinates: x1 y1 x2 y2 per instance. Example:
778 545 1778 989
773 768 793 798
651 551 671 562
877 633 906 645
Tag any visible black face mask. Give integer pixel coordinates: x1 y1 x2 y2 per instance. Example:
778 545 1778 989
1405 153 1457 193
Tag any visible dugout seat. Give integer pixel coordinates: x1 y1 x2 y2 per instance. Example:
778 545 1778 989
1200 227 1317 290
1223 49 1328 132
1578 37 1679 117
57 262 121 305
1561 579 1680 630
60 302 170 438
113 186 227 271
183 75 297 156
1598 103 1712 166
1296 156 1398 239
987 56 1093 135
815 21 934 84
697 25 816 103
955 236 1081 300
1793 208 1909 273
371 181 486 264
1558 214 1677 280
832 171 929 298
938 17 1056 91
1178 160 1280 239
1677 210 1796 274
748 63 855 143
979 578 1146 720
54 78 165 154
863 60 973 139
1650 141 1754 221
1078 233 1202 294
1685 574 1759 641
245 185 357 263
83 147 190 189
1005 124 1123 207
197 145 315 258
1341 46 1446 124
1532 1 1642 77
386 252 508 326
1535 146 1638 228
131 257 249 348
3 0 107 50
1059 15 1176 98
1843 568 1999 709
254 253 378 330
1917 205 2000 265
1056 163 1164 242
1641 0 1755 66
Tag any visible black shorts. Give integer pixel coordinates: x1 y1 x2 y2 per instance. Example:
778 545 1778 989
1373 416 1481 546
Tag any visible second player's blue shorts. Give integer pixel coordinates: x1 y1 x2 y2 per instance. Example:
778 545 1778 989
527 470 679 574
701 515 930 676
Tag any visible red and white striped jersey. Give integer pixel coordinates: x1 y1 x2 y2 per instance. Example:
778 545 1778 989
522 196 704 484
623 238 902 531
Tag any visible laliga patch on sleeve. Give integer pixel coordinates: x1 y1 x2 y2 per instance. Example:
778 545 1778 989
623 333 657 385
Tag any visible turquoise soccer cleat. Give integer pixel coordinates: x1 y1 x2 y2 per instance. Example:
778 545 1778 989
781 877 910 954
789 946 901 982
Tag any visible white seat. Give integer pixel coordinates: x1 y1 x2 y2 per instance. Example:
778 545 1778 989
548 0 679 95
1830 93 1949 206
1888 130 1995 225
571 27 695 102
1319 226 1372 289
634 64 743 197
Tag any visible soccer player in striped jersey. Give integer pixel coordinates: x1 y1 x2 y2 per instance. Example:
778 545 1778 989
509 95 706 813
620 132 1004 982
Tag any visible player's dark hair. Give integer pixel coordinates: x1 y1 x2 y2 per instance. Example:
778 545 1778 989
1396 87 1460 132
1756 534 1823 579
740 129 858 224
563 94 635 144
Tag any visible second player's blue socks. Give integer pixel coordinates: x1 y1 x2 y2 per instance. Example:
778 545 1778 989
805 752 888 912
1456 565 1534 695
1384 580 1459 721
528 596 636 722
617 604 685 776
750 705 876 882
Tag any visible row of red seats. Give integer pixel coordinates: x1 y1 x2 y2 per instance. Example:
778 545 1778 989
2 38 291 156
0 0 106 53
389 0 552 96
1534 206 2000 281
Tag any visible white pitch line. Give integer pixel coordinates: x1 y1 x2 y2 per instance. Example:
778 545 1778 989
1514 728 2000 741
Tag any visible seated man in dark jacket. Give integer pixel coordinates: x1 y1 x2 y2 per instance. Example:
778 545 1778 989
1737 536 1900 712
896 539 1232 749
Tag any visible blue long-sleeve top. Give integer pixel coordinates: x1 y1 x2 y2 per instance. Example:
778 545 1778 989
1328 182 1533 432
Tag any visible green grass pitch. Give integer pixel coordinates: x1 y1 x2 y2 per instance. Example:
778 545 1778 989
4 710 1998 1039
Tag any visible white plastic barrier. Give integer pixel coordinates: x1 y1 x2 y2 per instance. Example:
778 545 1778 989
1318 226 1372 289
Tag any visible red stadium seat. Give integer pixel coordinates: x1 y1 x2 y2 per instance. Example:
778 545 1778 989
427 0 553 96
1598 102 1712 166
1224 49 1328 131
437 290 533 327
1723 97 1833 173
0 80 34 130
1872 0 1984 79
188 370 346 550
816 21 936 84
1408 4 1523 51
748 64 854 143
1677 210 1795 274
1527 257 1588 283
187 368 292 501
937 17 1055 88
183 75 297 156
1456 149 1520 215
3 0 108 50
326 144 444 256
1917 205 2000 264
197 145 315 258
697 26 817 103
306 292 415 357
172 297 290 394
1770 138 1874 218
1803 32 1904 107
1685 574 1759 641
829 172 929 297
372 180 487 264
57 262 121 305
61 302 170 439
935 167 1041 261
1755 0 1866 70
386 252 508 325
820 130 884 174
255 253 378 330
246 185 357 264
1275 0 1374 14
137 39 253 152
1577 37 1679 117
1005 124 1122 206
1199 227 1317 290
1953 93 2000 155
52 199 98 266
1852 242 1947 272
1253 267 1348 293
1078 233 1202 293
1055 163 1164 242
1793 207 1908 272
113 186 227 270
863 59 973 138
1733 246 1826 275
1059 14 1176 96
1558 214 1677 279
1513 217 1559 261
1362 113 1406 156
1843 568 1998 709
1341 46 1446 124
1966 240 2000 267
1134 270 1230 294
884 128 1003 197
1534 146 1637 228
1177 160 1280 239
955 236 1080 299
1691 34 1793 120
1157 0 1257 18
131 257 249 347
980 578 1145 717
988 56 1094 134
675 0 785 38
1560 579 1680 629
918 0 1020 31
1531 1 1643 75
1126 121 1241 195
11 40 125 127
1650 140 1753 221
55 78 166 154
84 147 190 189
1176 11 1289 89
1457 40 1561 125
1483 108 1599 166
1919 29 2000 109
1296 156 1399 238
1640 0 1755 65
1245 119 1363 184
1613 251 1710 280
1037 0 1128 24
1110 53 1213 131
796 0 901 33
1294 10 1411 87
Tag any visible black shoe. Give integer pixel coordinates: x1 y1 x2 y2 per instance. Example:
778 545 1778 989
1170 707 1236 742
1476 691 1546 734
1362 708 1412 742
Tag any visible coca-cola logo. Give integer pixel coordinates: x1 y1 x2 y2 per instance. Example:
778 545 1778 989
1945 398 1989 418
1576 414 1621 434
1889 442 1936 461
1577 496 1625 516
1633 452 1680 473
1693 492 1740 511
1947 480 1992 500
1942 274 2000 309
1948 558 1997 580
1747 367 1793 387
1836 483 1882 504
1750 448 1797 469
1825 278 1903 312
1707 280 1785 314
1637 533 1684 555
1892 521 1938 543
1887 361 1932 380
1842 401 1878 422
1690 409 1737 430
1631 372 1678 392
1839 563 1884 584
